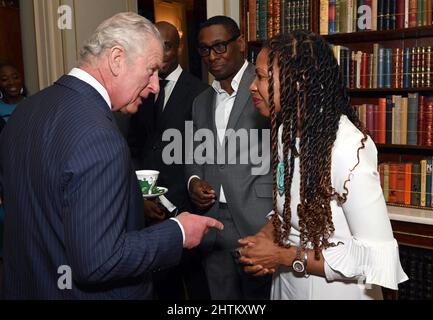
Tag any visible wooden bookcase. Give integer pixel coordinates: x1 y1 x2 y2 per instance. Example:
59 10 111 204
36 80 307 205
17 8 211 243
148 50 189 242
240 0 433 300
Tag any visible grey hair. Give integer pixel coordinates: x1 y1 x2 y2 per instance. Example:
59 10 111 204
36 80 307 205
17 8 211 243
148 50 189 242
78 12 162 66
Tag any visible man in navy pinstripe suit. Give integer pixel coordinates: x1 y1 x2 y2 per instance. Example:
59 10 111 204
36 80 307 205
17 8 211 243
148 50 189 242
0 12 223 299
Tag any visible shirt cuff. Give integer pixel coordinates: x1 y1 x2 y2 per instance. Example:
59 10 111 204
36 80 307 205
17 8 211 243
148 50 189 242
159 195 178 216
170 217 185 245
187 175 200 192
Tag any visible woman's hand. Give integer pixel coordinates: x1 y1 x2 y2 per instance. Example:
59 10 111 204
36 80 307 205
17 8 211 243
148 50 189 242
238 232 282 276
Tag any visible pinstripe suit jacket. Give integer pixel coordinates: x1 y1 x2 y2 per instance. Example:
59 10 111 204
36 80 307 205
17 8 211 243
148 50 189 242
0 75 183 299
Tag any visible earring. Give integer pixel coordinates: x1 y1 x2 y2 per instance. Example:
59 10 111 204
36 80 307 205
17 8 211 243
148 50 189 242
0 90 3 99
20 87 24 95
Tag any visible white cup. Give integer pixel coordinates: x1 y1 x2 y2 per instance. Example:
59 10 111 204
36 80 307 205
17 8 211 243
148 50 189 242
135 170 159 195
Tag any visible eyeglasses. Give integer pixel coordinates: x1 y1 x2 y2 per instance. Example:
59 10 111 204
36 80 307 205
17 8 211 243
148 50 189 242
197 34 240 57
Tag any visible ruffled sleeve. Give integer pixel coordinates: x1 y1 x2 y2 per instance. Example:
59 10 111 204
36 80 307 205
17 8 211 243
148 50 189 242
323 117 408 290
323 238 408 290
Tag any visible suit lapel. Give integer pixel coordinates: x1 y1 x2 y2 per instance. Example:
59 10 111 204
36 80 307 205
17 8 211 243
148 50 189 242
159 71 188 124
223 63 255 146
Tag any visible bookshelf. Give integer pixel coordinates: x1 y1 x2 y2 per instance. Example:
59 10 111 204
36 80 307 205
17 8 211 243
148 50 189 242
240 0 433 299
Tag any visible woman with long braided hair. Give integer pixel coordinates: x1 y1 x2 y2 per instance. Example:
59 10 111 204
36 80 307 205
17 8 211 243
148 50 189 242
238 31 408 299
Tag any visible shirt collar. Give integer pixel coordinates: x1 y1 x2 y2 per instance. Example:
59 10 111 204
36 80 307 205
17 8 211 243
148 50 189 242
68 68 111 109
212 60 248 95
163 64 183 83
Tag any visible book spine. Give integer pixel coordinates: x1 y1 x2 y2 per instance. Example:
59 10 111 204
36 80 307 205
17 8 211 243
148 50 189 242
249 0 257 41
393 95 402 144
421 159 427 206
384 163 390 201
401 97 409 144
403 47 412 88
396 163 406 203
258 0 268 40
389 163 398 202
409 0 418 27
384 0 391 29
386 95 394 143
329 0 336 33
385 48 392 88
408 92 419 145
389 0 396 29
427 159 432 206
418 0 423 26
273 0 281 36
412 47 418 88
418 95 425 145
378 0 384 30
424 98 433 146
396 0 406 28
367 103 376 139
404 163 412 205
427 46 432 87
320 0 330 34
362 52 368 88
378 47 385 88
378 97 387 143
420 46 426 88
411 162 421 206
426 0 432 26
346 0 353 32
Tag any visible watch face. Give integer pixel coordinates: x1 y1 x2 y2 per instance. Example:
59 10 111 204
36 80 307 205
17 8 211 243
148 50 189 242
292 260 305 273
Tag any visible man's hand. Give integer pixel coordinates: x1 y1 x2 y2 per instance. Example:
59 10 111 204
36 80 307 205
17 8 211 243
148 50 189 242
189 178 216 210
176 212 224 249
143 199 166 224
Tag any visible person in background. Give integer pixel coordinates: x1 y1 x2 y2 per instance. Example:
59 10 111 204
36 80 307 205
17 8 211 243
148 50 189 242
185 16 272 300
0 63 25 122
0 63 23 299
238 31 408 299
0 12 223 300
128 21 210 300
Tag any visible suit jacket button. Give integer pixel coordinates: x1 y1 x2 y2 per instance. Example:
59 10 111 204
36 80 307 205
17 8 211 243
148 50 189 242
219 165 225 170
152 146 158 151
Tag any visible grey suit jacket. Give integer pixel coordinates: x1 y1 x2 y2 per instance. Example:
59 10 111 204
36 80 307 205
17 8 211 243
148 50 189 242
186 63 272 249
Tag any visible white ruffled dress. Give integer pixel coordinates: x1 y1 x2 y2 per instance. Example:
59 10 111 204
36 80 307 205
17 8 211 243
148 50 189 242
271 115 408 300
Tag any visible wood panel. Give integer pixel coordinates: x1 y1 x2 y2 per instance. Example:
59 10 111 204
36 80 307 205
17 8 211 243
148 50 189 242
0 7 24 78
391 221 433 250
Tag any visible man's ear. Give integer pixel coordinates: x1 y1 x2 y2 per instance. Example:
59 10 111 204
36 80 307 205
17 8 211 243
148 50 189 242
108 46 125 76
177 42 183 57
237 35 246 54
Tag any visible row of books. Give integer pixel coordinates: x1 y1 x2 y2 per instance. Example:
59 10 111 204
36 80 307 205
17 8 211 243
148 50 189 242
332 45 433 89
378 160 433 207
398 245 433 300
246 0 311 41
355 94 433 145
320 0 433 35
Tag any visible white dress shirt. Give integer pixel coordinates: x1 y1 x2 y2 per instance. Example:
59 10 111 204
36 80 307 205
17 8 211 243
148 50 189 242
68 68 111 109
188 61 249 203
68 68 185 243
156 64 183 111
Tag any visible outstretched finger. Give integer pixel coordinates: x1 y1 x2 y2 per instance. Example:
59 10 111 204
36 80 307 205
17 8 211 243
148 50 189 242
205 217 224 230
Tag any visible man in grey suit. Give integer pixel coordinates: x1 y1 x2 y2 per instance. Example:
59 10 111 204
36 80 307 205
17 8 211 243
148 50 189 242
186 16 272 300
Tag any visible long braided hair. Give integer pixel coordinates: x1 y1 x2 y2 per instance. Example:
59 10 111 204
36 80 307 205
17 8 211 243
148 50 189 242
265 31 369 258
